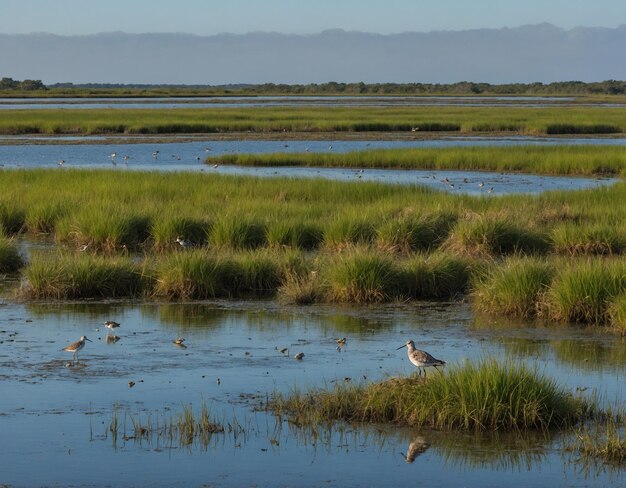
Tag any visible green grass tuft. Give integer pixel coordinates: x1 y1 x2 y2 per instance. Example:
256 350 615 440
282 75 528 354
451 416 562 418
270 358 587 431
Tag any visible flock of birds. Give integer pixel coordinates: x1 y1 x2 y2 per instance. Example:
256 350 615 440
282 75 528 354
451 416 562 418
57 148 212 168
62 329 446 376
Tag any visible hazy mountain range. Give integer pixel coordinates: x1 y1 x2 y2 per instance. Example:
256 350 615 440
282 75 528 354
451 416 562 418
1 24 624 84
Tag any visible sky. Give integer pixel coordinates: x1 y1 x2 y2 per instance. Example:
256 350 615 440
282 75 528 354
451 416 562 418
0 0 624 35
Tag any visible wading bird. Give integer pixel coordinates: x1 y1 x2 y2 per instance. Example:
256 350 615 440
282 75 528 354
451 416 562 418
396 340 445 376
63 335 91 363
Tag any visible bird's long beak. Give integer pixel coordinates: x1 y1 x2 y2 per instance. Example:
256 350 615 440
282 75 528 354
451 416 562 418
396 344 407 350
85 338 92 342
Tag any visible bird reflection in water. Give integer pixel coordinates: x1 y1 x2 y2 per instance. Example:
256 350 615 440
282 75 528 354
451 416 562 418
404 436 430 463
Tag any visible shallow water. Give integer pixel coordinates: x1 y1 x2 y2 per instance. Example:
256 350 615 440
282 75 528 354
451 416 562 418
0 138 621 195
0 297 625 487
2 95 609 110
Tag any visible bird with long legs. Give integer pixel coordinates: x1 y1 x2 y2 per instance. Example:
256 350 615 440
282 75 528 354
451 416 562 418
396 340 445 376
63 336 92 364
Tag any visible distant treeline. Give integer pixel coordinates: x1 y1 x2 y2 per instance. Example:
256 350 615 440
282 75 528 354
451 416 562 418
3 78 626 95
0 77 46 91
246 80 626 95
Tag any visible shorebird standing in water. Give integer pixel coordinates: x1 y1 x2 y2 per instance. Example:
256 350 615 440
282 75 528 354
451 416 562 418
397 340 445 376
104 320 120 333
63 336 91 363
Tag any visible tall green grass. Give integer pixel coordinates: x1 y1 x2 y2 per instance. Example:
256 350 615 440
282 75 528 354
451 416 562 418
544 259 626 325
270 358 587 431
23 253 149 299
3 106 625 135
212 145 626 176
327 249 402 303
473 257 553 318
444 216 548 256
376 212 454 253
404 253 472 299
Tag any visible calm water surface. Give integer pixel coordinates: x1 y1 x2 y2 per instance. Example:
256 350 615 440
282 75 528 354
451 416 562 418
0 298 624 487
0 137 622 195
0 95 602 110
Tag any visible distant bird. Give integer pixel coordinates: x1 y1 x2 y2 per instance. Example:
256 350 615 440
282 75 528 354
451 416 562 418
175 236 193 248
122 155 130 162
104 320 120 332
195 156 201 161
336 338 347 347
212 163 219 169
411 127 420 132
487 187 494 194
396 339 445 376
479 182 485 189
328 145 333 150
78 244 89 252
57 159 65 166
110 152 117 160
173 338 185 345
152 151 159 159
63 335 91 363
294 352 305 360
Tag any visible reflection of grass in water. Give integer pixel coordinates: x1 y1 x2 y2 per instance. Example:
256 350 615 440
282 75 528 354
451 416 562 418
432 429 549 471
569 411 626 466
0 234 24 273
108 401 246 450
551 340 626 371
269 358 588 432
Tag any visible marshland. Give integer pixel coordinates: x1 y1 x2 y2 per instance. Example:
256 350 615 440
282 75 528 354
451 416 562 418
1 96 626 487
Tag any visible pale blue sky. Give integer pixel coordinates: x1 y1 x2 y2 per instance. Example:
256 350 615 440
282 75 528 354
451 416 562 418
1 0 624 35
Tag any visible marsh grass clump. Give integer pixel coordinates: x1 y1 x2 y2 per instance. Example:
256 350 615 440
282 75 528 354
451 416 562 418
570 412 626 464
0 234 24 273
231 251 283 297
473 257 553 318
550 223 626 256
57 206 151 253
376 213 454 253
154 250 238 299
23 253 148 299
151 216 211 251
444 216 548 257
327 249 402 303
545 259 626 325
270 358 586 431
404 253 472 299
154 249 283 299
323 216 376 249
278 270 326 305
265 220 323 250
0 203 25 235
607 293 626 331
24 203 68 235
210 216 267 250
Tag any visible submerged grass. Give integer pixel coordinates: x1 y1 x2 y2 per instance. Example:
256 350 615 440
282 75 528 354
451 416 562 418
269 358 587 431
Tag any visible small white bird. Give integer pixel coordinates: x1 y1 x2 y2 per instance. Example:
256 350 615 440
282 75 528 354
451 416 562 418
104 320 120 332
397 340 445 376
294 352 304 360
175 236 193 248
